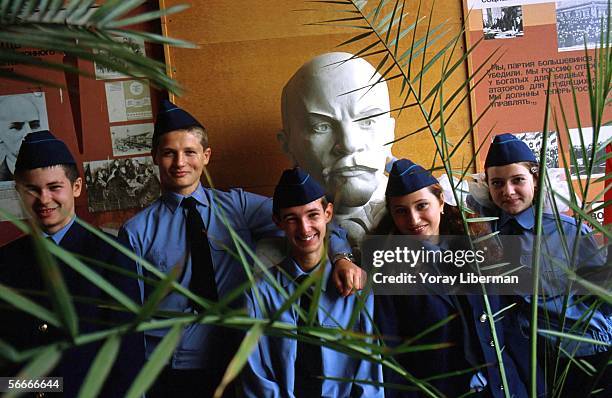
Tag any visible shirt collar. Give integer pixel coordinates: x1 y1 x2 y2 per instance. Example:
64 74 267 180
44 215 76 244
279 256 331 292
161 183 209 213
499 206 535 231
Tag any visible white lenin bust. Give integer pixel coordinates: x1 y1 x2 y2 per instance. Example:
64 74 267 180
279 52 395 248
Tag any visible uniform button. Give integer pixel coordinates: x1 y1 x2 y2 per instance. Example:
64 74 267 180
479 313 487 323
38 323 48 332
500 385 504 390
489 340 495 347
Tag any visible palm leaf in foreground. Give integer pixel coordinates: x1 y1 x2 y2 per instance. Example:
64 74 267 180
5 346 61 398
124 324 183 398
0 0 194 93
76 335 121 398
213 323 265 398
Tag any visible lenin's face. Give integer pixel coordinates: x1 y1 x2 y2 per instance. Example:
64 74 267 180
281 55 395 209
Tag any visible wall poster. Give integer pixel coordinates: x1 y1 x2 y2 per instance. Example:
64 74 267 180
0 92 49 220
94 36 146 80
104 80 152 123
463 0 610 221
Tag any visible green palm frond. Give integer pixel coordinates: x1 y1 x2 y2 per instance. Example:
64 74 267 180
0 1 608 397
0 0 194 93
308 0 491 178
4 346 61 398
77 335 121 398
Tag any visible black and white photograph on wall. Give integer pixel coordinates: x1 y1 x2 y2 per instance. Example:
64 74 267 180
84 156 160 212
0 185 28 221
482 6 524 40
515 131 559 168
0 92 49 182
569 126 611 178
110 123 154 156
556 0 609 51
94 36 146 80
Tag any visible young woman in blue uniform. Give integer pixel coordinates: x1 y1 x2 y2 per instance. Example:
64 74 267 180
374 159 533 398
478 133 610 397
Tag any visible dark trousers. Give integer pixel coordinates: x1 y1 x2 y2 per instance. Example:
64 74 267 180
559 350 611 397
147 367 237 398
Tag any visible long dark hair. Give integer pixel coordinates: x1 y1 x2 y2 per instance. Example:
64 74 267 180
374 183 502 261
374 183 491 237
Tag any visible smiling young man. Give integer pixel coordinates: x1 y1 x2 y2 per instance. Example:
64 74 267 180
0 130 142 397
119 100 359 398
242 167 383 398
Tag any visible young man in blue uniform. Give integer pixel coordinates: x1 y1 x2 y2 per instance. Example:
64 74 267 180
119 100 360 397
242 167 383 397
0 130 142 397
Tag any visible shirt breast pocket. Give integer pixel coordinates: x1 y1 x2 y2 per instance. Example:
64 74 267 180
146 244 186 274
525 251 572 295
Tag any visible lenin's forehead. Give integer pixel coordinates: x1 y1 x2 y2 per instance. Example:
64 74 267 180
291 57 380 93
286 59 389 112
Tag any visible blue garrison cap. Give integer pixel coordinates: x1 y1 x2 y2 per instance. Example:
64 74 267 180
385 158 438 197
484 133 537 168
15 130 75 172
273 167 326 212
154 99 204 140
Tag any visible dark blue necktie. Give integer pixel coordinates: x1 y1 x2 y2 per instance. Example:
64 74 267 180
294 276 323 397
181 197 218 303
502 218 523 235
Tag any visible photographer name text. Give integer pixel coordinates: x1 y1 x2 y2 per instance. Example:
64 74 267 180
372 272 519 285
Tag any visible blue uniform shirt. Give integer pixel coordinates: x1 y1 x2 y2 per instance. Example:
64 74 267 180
485 204 611 357
44 216 76 244
243 257 383 398
119 183 351 369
